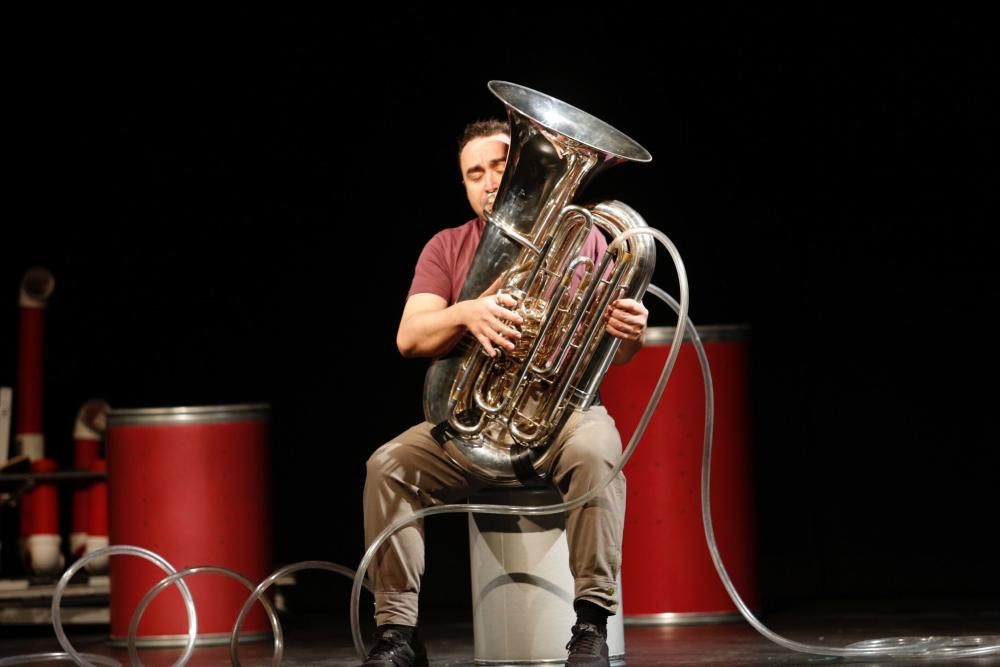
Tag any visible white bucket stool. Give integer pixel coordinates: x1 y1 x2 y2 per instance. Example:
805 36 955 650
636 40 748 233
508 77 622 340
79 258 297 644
468 487 625 665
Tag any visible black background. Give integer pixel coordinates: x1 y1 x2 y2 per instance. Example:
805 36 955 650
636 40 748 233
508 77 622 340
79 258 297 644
2 6 997 615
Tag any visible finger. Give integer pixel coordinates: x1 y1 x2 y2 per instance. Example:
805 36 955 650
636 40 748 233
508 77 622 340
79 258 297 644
607 321 637 340
605 321 626 339
492 304 523 326
489 316 521 339
501 324 522 340
496 293 519 308
611 298 634 311
487 323 518 350
613 299 646 317
497 332 518 351
475 334 498 357
609 313 635 329
613 310 646 327
612 304 639 319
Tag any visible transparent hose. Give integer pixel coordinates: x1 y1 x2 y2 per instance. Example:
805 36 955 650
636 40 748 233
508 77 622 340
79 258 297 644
231 560 374 667
127 566 284 667
351 227 689 660
0 545 198 667
0 554 369 667
0 653 120 667
644 284 1000 660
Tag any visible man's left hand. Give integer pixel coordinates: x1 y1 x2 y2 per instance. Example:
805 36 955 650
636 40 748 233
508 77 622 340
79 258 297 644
604 298 648 342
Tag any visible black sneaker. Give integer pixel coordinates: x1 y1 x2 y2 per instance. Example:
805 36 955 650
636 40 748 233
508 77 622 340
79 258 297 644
360 626 428 667
565 621 609 666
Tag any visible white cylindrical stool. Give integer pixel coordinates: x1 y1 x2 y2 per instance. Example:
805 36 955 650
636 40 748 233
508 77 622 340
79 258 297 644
468 487 625 666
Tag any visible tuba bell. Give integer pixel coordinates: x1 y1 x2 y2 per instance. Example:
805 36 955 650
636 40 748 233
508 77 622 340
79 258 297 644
423 81 656 485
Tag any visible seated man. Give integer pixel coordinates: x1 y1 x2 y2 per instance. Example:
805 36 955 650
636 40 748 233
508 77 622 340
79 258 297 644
361 119 648 667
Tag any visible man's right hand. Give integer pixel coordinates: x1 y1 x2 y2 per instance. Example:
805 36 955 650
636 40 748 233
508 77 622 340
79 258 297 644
462 292 523 358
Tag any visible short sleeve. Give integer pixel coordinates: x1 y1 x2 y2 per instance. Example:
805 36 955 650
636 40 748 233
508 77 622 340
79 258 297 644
407 232 454 301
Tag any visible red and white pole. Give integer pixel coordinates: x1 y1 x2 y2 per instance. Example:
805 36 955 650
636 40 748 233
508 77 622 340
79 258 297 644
84 458 109 575
22 458 64 576
71 400 109 560
16 267 60 577
16 267 55 461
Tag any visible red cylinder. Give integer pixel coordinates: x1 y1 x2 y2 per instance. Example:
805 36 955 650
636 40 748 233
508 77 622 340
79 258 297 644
16 267 55 461
72 438 101 557
106 404 272 645
88 459 109 537
83 459 110 575
16 306 45 436
74 438 101 470
601 325 758 624
21 458 64 576
26 458 59 534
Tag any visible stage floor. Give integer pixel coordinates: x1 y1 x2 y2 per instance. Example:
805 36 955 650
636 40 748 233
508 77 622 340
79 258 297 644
2 600 999 665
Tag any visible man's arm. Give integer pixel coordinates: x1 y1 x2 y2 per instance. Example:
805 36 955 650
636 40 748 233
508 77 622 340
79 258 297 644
396 291 524 359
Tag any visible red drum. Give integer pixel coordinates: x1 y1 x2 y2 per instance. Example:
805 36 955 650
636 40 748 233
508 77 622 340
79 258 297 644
106 404 272 645
601 325 758 624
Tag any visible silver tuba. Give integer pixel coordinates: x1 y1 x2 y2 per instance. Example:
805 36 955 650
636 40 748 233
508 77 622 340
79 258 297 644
423 81 656 485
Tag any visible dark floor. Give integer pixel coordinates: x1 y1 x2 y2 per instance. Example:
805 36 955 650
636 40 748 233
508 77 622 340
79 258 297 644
2 600 999 666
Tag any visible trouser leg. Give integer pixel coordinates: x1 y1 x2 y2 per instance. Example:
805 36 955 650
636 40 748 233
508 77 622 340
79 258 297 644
363 421 472 626
548 406 627 613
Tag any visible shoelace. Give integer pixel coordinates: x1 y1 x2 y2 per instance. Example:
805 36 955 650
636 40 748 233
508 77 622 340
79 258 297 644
566 622 606 654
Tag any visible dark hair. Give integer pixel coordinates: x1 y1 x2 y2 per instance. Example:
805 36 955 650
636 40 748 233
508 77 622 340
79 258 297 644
457 118 510 165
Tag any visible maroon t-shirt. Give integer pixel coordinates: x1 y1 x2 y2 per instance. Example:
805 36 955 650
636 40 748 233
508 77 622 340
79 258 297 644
408 218 609 305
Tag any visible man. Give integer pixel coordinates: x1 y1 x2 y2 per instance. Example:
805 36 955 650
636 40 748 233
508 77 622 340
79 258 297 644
361 119 648 667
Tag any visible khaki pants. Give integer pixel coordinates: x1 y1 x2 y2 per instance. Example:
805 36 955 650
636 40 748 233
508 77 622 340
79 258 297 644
363 406 626 626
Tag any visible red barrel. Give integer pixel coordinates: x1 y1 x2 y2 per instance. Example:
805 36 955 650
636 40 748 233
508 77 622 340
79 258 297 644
601 325 758 624
106 404 272 645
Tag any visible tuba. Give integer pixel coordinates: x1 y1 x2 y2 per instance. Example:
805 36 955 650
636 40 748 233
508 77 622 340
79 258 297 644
423 81 656 485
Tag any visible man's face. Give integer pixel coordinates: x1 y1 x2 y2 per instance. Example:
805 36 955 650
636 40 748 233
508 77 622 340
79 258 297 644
460 133 510 219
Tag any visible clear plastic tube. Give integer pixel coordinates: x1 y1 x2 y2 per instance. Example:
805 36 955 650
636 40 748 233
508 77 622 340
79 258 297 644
350 227 690 660
0 545 198 667
644 284 1000 661
0 653 120 667
128 565 284 667
1 554 366 667
230 560 374 667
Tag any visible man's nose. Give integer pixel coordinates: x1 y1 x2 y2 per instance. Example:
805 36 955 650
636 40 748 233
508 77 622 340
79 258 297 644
486 170 502 191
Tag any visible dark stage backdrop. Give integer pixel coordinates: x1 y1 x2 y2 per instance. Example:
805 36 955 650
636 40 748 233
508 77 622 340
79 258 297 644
3 7 997 614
